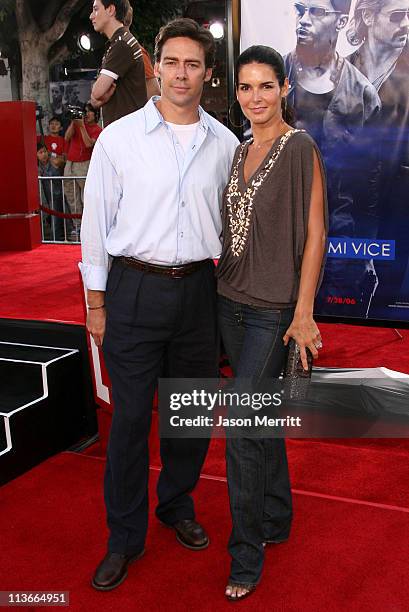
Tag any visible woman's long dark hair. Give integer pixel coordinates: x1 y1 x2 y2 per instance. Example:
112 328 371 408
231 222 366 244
235 45 295 126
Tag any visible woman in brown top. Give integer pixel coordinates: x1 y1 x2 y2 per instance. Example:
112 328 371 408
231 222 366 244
217 46 328 601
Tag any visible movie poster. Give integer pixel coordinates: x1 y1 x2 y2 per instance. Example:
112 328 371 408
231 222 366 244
49 80 93 132
240 0 409 323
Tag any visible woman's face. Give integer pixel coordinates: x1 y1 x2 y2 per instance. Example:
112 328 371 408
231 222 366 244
236 62 288 127
85 107 96 124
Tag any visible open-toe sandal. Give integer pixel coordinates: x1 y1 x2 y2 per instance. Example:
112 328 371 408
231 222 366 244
225 583 257 601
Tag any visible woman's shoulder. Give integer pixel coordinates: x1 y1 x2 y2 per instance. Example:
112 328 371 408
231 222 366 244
235 139 248 152
285 129 322 163
287 128 317 150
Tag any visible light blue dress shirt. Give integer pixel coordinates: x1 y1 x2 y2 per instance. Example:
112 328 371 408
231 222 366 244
80 96 239 290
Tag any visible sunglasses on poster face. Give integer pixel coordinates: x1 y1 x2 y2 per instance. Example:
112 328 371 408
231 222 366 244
385 9 409 23
294 3 341 19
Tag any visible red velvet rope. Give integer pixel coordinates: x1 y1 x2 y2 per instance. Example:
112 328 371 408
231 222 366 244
39 205 82 220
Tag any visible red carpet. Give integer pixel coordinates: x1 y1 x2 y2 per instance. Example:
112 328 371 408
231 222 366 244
90 405 409 499
0 245 84 324
2 246 409 609
1 452 409 612
1 244 408 371
143 413 409 507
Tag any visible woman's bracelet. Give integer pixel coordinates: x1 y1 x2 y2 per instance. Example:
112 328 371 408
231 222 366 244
88 304 105 310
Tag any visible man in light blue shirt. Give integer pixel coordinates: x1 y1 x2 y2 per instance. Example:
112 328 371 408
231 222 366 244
81 17 238 591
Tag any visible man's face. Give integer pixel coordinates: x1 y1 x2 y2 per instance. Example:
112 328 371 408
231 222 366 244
90 0 112 33
154 37 212 110
51 86 62 105
63 85 80 107
49 119 62 135
295 0 345 50
369 0 409 50
37 147 49 165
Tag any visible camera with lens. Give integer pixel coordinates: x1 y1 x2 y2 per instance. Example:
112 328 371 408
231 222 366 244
66 104 84 120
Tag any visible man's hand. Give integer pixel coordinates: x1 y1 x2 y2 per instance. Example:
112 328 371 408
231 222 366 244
86 290 106 346
91 83 116 108
91 74 117 108
50 154 65 170
90 96 102 109
86 308 106 347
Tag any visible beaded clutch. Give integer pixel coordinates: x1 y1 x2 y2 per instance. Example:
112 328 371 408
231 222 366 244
284 339 313 400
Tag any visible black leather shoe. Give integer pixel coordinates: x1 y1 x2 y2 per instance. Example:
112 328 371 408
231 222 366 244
171 519 209 550
91 550 145 591
263 537 288 547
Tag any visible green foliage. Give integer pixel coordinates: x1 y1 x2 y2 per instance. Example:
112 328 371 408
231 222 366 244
130 0 187 55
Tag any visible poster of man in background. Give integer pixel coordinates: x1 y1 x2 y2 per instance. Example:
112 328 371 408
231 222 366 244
50 83 64 116
348 0 409 317
49 80 93 134
283 0 381 318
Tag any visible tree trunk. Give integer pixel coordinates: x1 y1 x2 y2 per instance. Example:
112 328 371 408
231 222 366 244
15 0 84 127
20 35 51 122
10 63 21 100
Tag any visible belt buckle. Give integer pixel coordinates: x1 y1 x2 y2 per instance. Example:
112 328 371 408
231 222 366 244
170 267 184 279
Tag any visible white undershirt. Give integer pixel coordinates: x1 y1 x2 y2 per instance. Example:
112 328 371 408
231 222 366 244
166 121 200 154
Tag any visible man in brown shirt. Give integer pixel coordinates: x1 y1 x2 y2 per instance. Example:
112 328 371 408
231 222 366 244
90 0 159 126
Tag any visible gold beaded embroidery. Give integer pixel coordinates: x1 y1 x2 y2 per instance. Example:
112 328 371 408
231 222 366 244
226 129 302 257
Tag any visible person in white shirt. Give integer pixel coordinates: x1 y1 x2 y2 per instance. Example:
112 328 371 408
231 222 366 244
80 17 238 591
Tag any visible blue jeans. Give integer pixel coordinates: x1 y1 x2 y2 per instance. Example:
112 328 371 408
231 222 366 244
218 294 294 585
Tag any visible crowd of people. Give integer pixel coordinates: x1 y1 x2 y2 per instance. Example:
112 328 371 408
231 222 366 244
37 105 102 240
37 0 159 241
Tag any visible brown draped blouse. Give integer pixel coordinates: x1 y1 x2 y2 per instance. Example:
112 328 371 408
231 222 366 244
216 129 328 308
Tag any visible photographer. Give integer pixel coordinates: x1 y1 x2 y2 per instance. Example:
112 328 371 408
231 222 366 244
64 103 102 237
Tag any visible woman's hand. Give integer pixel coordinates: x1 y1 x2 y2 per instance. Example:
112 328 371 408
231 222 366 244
73 117 85 127
283 313 322 370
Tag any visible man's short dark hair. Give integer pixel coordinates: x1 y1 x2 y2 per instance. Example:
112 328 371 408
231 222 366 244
101 0 130 24
37 142 48 152
331 0 352 13
154 18 216 70
49 116 61 124
124 4 132 27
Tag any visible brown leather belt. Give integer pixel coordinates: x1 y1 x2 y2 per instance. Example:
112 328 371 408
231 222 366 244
119 256 210 278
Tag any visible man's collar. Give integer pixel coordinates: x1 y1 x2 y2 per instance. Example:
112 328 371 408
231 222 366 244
144 97 218 137
106 25 127 47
